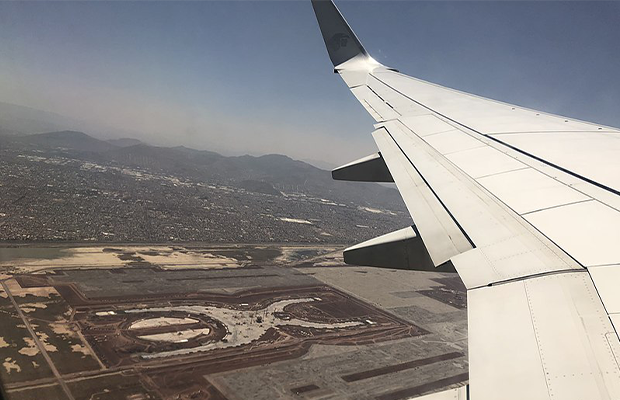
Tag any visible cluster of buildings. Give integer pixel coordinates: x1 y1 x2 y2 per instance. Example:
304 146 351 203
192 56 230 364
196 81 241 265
0 147 407 244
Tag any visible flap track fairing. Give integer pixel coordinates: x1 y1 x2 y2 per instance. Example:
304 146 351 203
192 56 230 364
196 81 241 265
332 152 394 182
344 226 456 272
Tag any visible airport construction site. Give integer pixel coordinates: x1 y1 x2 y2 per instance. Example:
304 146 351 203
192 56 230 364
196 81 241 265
0 244 468 400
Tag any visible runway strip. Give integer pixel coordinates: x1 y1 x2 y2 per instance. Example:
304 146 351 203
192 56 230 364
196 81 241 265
341 351 464 382
375 372 469 400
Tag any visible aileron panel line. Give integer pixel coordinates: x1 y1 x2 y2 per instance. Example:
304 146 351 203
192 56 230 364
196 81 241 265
372 70 614 134
524 200 620 268
351 86 399 122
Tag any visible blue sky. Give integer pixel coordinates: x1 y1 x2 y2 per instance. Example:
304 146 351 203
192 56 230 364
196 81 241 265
0 1 619 164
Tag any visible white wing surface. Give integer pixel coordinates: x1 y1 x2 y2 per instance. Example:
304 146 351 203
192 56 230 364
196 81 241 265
311 1 620 399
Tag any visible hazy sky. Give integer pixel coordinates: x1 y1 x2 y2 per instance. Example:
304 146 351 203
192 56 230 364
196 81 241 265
1 1 619 164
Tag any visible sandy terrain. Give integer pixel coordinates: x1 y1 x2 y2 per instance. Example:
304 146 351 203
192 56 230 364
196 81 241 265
17 338 39 357
0 246 243 272
2 358 20 374
4 279 58 298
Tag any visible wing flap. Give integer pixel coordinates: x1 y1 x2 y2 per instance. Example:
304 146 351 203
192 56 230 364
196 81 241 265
372 127 472 266
377 120 580 288
469 272 620 400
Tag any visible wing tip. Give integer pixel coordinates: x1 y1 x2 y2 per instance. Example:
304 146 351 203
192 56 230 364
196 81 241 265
311 0 369 68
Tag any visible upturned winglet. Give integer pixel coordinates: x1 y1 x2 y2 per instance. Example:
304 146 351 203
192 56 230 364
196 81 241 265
311 0 369 68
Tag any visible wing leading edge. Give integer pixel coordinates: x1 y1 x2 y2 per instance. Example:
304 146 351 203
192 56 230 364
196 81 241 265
311 1 620 399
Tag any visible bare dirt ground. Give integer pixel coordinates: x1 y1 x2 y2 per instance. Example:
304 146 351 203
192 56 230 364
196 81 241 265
0 244 467 400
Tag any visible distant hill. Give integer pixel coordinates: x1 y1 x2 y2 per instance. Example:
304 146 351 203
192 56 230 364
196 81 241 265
107 138 143 147
1 129 409 242
301 158 337 170
103 143 225 179
12 130 117 153
4 130 405 211
102 145 403 209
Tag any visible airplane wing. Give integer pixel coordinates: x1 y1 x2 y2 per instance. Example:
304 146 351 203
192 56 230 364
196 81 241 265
311 1 620 399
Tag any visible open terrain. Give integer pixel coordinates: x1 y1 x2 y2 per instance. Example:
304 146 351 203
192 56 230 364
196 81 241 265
0 244 467 400
0 122 465 399
0 130 408 244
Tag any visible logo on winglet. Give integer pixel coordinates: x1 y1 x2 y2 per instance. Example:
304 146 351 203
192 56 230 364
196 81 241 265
328 33 350 52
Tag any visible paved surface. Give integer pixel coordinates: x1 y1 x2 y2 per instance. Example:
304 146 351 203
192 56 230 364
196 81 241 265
0 244 467 400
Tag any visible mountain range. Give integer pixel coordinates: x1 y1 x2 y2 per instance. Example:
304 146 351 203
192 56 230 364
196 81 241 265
1 129 405 212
